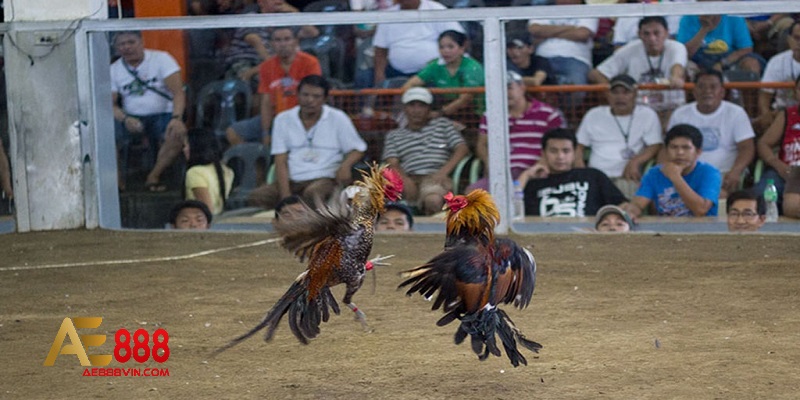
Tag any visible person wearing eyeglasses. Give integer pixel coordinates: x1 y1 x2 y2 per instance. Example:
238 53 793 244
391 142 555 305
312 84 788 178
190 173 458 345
726 189 766 232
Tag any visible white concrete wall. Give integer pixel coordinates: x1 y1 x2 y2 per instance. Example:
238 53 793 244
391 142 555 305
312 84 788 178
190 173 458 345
4 0 107 22
5 0 106 231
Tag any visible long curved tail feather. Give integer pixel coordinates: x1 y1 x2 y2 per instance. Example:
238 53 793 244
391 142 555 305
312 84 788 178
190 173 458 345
214 280 340 355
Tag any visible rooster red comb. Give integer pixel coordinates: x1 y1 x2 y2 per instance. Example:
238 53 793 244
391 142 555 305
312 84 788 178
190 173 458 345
444 192 468 213
381 167 403 201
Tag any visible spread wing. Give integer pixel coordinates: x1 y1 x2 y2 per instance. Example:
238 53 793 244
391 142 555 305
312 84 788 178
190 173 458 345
491 238 537 309
399 244 492 314
273 201 355 263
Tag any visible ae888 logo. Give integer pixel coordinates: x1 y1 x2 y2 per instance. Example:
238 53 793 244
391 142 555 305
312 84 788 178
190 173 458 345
44 317 171 377
113 327 170 363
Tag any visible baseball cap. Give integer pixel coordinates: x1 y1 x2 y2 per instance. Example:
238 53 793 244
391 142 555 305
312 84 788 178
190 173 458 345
506 35 532 48
401 87 433 105
609 74 637 91
595 205 634 230
506 70 523 85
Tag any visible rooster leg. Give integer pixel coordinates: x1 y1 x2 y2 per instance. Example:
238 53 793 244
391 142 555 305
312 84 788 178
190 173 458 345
346 302 370 332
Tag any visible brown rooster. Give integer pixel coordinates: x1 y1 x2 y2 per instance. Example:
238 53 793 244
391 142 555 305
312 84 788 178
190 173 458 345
399 189 542 367
217 164 403 351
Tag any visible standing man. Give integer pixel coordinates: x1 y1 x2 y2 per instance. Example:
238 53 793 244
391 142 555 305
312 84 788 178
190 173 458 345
576 74 663 199
111 31 187 192
590 16 687 120
757 22 800 132
518 128 629 217
468 71 564 192
372 0 464 85
668 70 755 196
225 26 322 146
382 87 469 215
247 75 366 209
626 124 722 218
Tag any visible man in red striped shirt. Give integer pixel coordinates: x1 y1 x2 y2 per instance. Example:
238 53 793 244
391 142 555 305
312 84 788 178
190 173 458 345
468 71 565 192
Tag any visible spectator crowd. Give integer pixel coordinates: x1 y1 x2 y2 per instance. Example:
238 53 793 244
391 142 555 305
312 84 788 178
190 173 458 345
105 0 800 229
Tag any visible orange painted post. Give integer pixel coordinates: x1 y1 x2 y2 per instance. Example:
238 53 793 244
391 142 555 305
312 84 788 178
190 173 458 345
133 0 188 82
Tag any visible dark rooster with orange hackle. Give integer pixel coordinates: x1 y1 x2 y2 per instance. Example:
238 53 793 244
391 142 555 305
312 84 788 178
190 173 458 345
399 189 542 367
217 164 402 352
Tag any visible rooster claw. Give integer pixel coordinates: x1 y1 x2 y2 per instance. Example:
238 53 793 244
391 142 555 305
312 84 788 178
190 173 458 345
347 303 371 332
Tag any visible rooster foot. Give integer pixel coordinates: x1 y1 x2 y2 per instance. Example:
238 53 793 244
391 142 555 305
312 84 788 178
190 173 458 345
347 303 371 333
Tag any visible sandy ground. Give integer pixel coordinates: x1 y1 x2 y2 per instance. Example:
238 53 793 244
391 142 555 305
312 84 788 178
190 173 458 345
1 230 799 399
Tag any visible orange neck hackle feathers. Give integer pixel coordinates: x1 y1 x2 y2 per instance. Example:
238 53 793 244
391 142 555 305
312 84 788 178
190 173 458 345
444 189 500 244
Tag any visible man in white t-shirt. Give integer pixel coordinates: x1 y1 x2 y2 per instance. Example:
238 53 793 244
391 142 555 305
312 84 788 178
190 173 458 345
111 31 187 192
528 0 598 102
576 74 663 199
247 75 367 210
611 0 695 46
590 16 687 117
371 0 464 86
668 70 755 196
757 22 800 132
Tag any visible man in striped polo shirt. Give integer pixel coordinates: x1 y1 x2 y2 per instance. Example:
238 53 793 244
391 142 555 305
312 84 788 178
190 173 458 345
468 71 565 192
382 87 470 215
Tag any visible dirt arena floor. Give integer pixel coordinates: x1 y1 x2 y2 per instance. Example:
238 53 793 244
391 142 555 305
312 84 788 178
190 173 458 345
1 230 799 399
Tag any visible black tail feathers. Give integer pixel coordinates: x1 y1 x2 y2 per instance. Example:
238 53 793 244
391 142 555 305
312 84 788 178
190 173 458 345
451 307 542 367
214 281 340 355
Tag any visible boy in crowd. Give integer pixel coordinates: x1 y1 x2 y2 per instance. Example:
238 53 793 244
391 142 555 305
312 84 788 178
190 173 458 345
626 124 721 218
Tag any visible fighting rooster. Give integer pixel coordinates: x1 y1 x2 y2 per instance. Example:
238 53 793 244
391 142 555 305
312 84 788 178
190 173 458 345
399 189 542 367
218 164 402 352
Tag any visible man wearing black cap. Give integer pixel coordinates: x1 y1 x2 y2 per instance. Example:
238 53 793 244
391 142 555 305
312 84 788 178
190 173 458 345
576 74 663 199
506 35 554 87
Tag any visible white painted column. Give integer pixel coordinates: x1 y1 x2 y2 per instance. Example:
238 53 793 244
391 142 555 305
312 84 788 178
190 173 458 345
4 0 107 231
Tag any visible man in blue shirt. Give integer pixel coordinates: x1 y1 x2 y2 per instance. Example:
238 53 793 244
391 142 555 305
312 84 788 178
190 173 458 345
626 124 722 217
677 8 763 76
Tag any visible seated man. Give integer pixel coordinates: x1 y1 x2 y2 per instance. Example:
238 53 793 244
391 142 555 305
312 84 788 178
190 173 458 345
612 2 689 47
590 16 687 117
382 87 470 215
506 35 554 87
755 76 800 214
468 71 565 192
528 0 598 103
371 0 465 84
756 22 800 132
576 74 663 199
168 200 212 230
111 31 187 192
726 189 766 232
376 202 414 232
677 5 763 76
247 75 367 209
668 70 755 197
518 128 628 217
626 124 722 218
225 26 322 146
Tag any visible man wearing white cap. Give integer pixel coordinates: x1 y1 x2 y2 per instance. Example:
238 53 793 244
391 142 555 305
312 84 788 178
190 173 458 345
382 87 470 215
